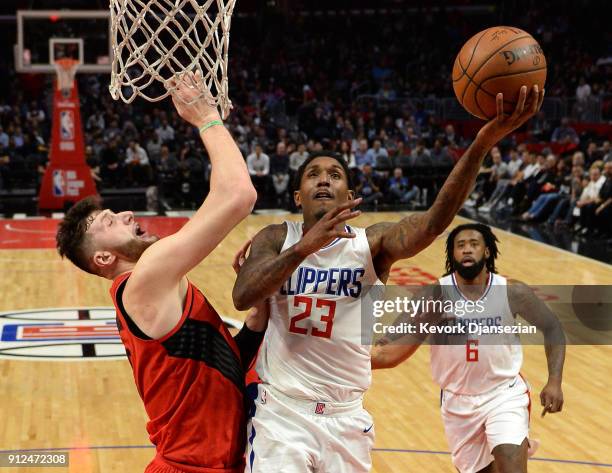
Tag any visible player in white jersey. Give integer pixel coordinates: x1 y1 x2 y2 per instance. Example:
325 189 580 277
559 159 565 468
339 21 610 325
371 223 565 473
233 86 544 473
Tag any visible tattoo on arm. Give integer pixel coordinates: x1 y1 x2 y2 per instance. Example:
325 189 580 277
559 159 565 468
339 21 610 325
368 214 429 278
427 139 490 233
232 223 305 310
372 139 492 270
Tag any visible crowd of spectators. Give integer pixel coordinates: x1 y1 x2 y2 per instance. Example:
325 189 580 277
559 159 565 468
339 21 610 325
464 142 612 237
0 2 610 239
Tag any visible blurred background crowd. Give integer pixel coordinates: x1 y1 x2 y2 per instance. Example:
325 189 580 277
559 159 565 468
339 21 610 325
0 0 610 240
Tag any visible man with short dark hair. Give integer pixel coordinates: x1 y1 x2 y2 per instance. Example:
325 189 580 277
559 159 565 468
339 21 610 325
356 163 384 207
551 117 579 145
247 143 271 205
409 139 432 168
289 142 309 174
430 138 454 168
365 139 388 168
354 139 371 169
270 141 290 208
388 167 419 205
125 140 153 184
232 86 544 473
156 144 180 206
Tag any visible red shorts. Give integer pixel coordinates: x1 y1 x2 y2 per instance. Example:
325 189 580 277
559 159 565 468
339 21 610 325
146 456 185 473
145 455 245 473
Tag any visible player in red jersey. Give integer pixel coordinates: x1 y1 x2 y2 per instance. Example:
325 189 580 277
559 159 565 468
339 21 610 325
56 72 267 473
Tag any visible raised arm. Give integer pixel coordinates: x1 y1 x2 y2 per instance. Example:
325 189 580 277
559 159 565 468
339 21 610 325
368 86 545 277
508 279 565 416
233 199 362 310
126 73 257 309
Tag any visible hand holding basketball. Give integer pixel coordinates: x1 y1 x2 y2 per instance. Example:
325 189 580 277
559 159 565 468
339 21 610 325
168 71 221 128
453 26 547 120
476 84 544 148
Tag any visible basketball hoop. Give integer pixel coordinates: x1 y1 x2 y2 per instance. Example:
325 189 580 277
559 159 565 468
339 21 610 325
109 0 237 119
54 58 79 95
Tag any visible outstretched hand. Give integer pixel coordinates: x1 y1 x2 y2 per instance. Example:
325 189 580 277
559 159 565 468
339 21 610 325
477 85 545 148
295 198 362 257
167 70 221 128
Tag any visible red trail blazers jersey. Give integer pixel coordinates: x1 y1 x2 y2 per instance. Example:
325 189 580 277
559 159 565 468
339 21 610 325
111 273 246 473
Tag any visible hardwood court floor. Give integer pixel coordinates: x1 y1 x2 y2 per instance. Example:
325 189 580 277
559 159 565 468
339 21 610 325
0 212 610 472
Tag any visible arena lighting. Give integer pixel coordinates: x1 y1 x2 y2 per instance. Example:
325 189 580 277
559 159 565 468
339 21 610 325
49 14 59 22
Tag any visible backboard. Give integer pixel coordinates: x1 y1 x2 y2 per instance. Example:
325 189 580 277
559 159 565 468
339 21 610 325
15 10 111 74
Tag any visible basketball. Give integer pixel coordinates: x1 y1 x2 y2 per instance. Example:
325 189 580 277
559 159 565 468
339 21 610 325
452 26 547 120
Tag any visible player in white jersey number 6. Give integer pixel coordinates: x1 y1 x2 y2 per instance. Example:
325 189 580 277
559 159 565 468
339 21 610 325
371 223 565 473
232 86 544 473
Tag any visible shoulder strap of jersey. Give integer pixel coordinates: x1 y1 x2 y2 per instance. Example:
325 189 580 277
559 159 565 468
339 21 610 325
438 273 453 285
110 272 131 297
351 225 372 251
111 273 153 341
491 273 507 285
281 220 301 251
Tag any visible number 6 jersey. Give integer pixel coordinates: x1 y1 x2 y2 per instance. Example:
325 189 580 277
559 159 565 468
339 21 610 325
257 220 382 403
430 273 523 395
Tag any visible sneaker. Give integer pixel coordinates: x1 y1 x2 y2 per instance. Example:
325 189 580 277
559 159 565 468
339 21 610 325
479 204 492 213
464 199 476 208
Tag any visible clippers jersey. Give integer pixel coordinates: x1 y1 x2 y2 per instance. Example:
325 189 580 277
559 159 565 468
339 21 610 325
111 273 246 473
430 272 523 395
257 222 382 402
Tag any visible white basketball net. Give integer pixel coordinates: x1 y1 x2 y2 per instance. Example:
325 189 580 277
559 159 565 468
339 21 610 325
54 58 79 94
109 0 236 119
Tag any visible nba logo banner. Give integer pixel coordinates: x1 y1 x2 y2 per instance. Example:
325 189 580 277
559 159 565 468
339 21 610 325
38 69 96 209
60 110 74 140
52 170 65 196
315 402 326 415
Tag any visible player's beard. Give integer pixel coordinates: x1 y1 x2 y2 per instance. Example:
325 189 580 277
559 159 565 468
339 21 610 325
314 208 327 220
116 236 158 262
312 200 333 221
452 257 486 280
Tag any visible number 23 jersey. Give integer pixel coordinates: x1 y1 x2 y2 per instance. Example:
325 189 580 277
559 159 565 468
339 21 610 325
257 221 382 403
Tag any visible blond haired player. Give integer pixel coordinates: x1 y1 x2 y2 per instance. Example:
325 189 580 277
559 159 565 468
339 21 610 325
56 73 267 473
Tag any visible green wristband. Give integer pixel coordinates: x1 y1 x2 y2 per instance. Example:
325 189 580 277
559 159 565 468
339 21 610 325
198 119 223 134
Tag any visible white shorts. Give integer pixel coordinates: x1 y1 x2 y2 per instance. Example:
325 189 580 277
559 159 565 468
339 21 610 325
245 384 375 473
441 375 531 473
